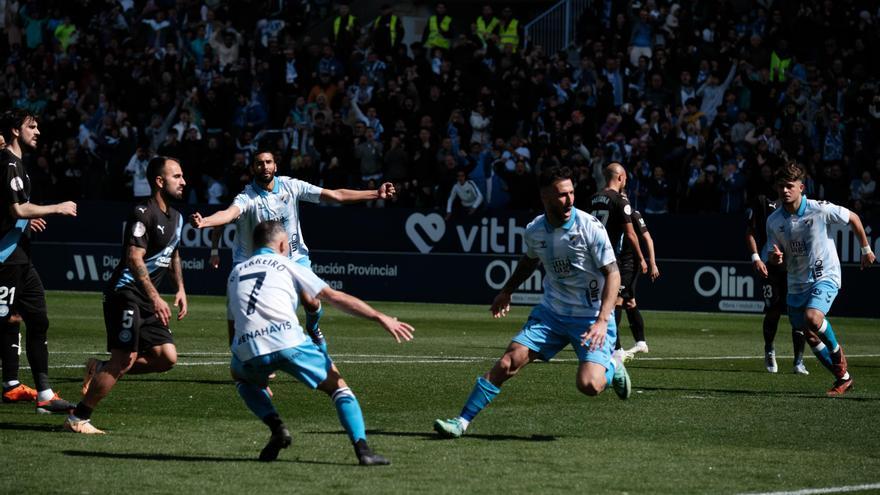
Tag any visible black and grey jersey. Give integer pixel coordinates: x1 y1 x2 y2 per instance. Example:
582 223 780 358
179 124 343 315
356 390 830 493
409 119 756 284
589 188 633 255
619 209 649 265
745 195 777 254
106 198 183 307
0 149 32 264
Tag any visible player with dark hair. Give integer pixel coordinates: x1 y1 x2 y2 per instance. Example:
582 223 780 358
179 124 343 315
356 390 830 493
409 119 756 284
745 194 807 374
590 163 649 355
766 162 875 396
191 150 395 354
228 220 414 464
433 166 631 438
0 109 78 411
65 156 188 433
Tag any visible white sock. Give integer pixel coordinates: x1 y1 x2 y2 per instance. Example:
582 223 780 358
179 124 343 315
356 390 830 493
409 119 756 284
37 389 55 402
3 380 21 388
456 417 470 429
841 372 850 381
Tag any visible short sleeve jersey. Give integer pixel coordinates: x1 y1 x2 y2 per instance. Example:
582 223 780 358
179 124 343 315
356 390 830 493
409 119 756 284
589 189 632 255
231 177 322 265
227 250 329 361
619 209 649 263
745 196 777 261
765 198 849 294
106 198 184 308
524 209 617 318
0 149 32 264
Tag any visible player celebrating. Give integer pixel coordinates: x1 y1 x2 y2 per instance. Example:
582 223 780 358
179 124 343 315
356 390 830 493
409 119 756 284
228 220 413 464
766 162 875 397
64 156 188 434
190 150 395 352
1 109 78 412
433 166 631 439
745 194 807 374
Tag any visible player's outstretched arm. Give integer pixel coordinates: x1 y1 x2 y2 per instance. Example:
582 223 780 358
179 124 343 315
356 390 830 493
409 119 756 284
128 245 172 326
581 261 620 351
848 212 876 269
190 205 241 229
316 287 414 342
9 200 76 219
320 182 397 204
491 255 541 318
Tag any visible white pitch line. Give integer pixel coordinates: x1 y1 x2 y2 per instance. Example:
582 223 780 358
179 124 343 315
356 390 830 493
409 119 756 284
737 482 880 495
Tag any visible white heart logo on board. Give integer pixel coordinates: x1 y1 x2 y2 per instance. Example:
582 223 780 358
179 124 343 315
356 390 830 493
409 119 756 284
405 213 445 253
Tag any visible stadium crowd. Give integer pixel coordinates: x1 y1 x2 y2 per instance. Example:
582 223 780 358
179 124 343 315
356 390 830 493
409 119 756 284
1 0 878 219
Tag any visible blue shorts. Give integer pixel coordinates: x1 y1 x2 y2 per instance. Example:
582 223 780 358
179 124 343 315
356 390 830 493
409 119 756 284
787 280 839 329
512 305 617 369
231 340 331 389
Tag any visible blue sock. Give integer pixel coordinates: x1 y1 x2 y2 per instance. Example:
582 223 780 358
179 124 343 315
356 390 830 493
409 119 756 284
332 387 366 443
459 377 501 422
236 381 276 419
817 319 839 351
810 342 834 370
604 361 616 388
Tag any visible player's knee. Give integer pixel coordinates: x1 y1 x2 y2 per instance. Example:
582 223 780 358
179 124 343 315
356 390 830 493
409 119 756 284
104 356 135 378
802 329 821 347
576 376 604 396
803 310 824 331
23 312 49 336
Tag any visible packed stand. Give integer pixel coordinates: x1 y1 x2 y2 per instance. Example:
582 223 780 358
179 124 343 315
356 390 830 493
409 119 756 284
1 0 878 220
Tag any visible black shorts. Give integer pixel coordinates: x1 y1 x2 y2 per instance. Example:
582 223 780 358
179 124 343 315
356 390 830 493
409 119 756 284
619 262 639 301
102 292 174 353
762 266 787 313
0 262 47 322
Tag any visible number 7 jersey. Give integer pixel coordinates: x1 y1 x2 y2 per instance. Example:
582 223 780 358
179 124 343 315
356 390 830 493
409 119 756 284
227 250 328 361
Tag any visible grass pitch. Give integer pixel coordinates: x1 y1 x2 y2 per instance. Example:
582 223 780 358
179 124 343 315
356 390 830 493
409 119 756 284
2 291 879 494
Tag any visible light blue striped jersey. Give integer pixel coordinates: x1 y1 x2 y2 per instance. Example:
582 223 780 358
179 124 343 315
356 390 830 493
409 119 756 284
231 176 322 265
765 197 849 294
524 209 617 318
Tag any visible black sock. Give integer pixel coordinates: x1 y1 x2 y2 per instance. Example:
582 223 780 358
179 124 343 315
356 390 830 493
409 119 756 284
23 312 50 391
762 313 781 354
262 413 284 433
626 307 645 342
2 321 21 384
613 308 623 350
792 329 806 363
73 402 93 420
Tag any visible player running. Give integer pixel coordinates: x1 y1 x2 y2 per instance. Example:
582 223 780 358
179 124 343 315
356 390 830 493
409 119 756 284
228 220 413 464
64 156 188 433
1 109 78 412
433 166 631 439
190 150 395 352
745 194 807 374
766 162 875 397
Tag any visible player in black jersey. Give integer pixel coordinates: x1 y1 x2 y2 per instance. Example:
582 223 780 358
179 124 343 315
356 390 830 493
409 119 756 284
590 163 648 354
745 194 807 375
64 156 188 434
0 109 78 412
617 207 660 357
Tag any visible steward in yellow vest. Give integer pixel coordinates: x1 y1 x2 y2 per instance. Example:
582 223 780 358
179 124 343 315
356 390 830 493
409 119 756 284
423 2 452 51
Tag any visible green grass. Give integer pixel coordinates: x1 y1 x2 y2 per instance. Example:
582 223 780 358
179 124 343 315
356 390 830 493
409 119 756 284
2 291 879 494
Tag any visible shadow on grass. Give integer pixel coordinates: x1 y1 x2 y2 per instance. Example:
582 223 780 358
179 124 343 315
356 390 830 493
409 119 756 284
628 365 773 374
0 422 60 432
304 429 559 442
63 450 350 466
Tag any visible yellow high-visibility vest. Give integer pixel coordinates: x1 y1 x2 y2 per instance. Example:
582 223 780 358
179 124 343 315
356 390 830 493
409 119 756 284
499 18 519 52
333 15 356 39
425 15 452 49
476 16 499 41
373 15 399 46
